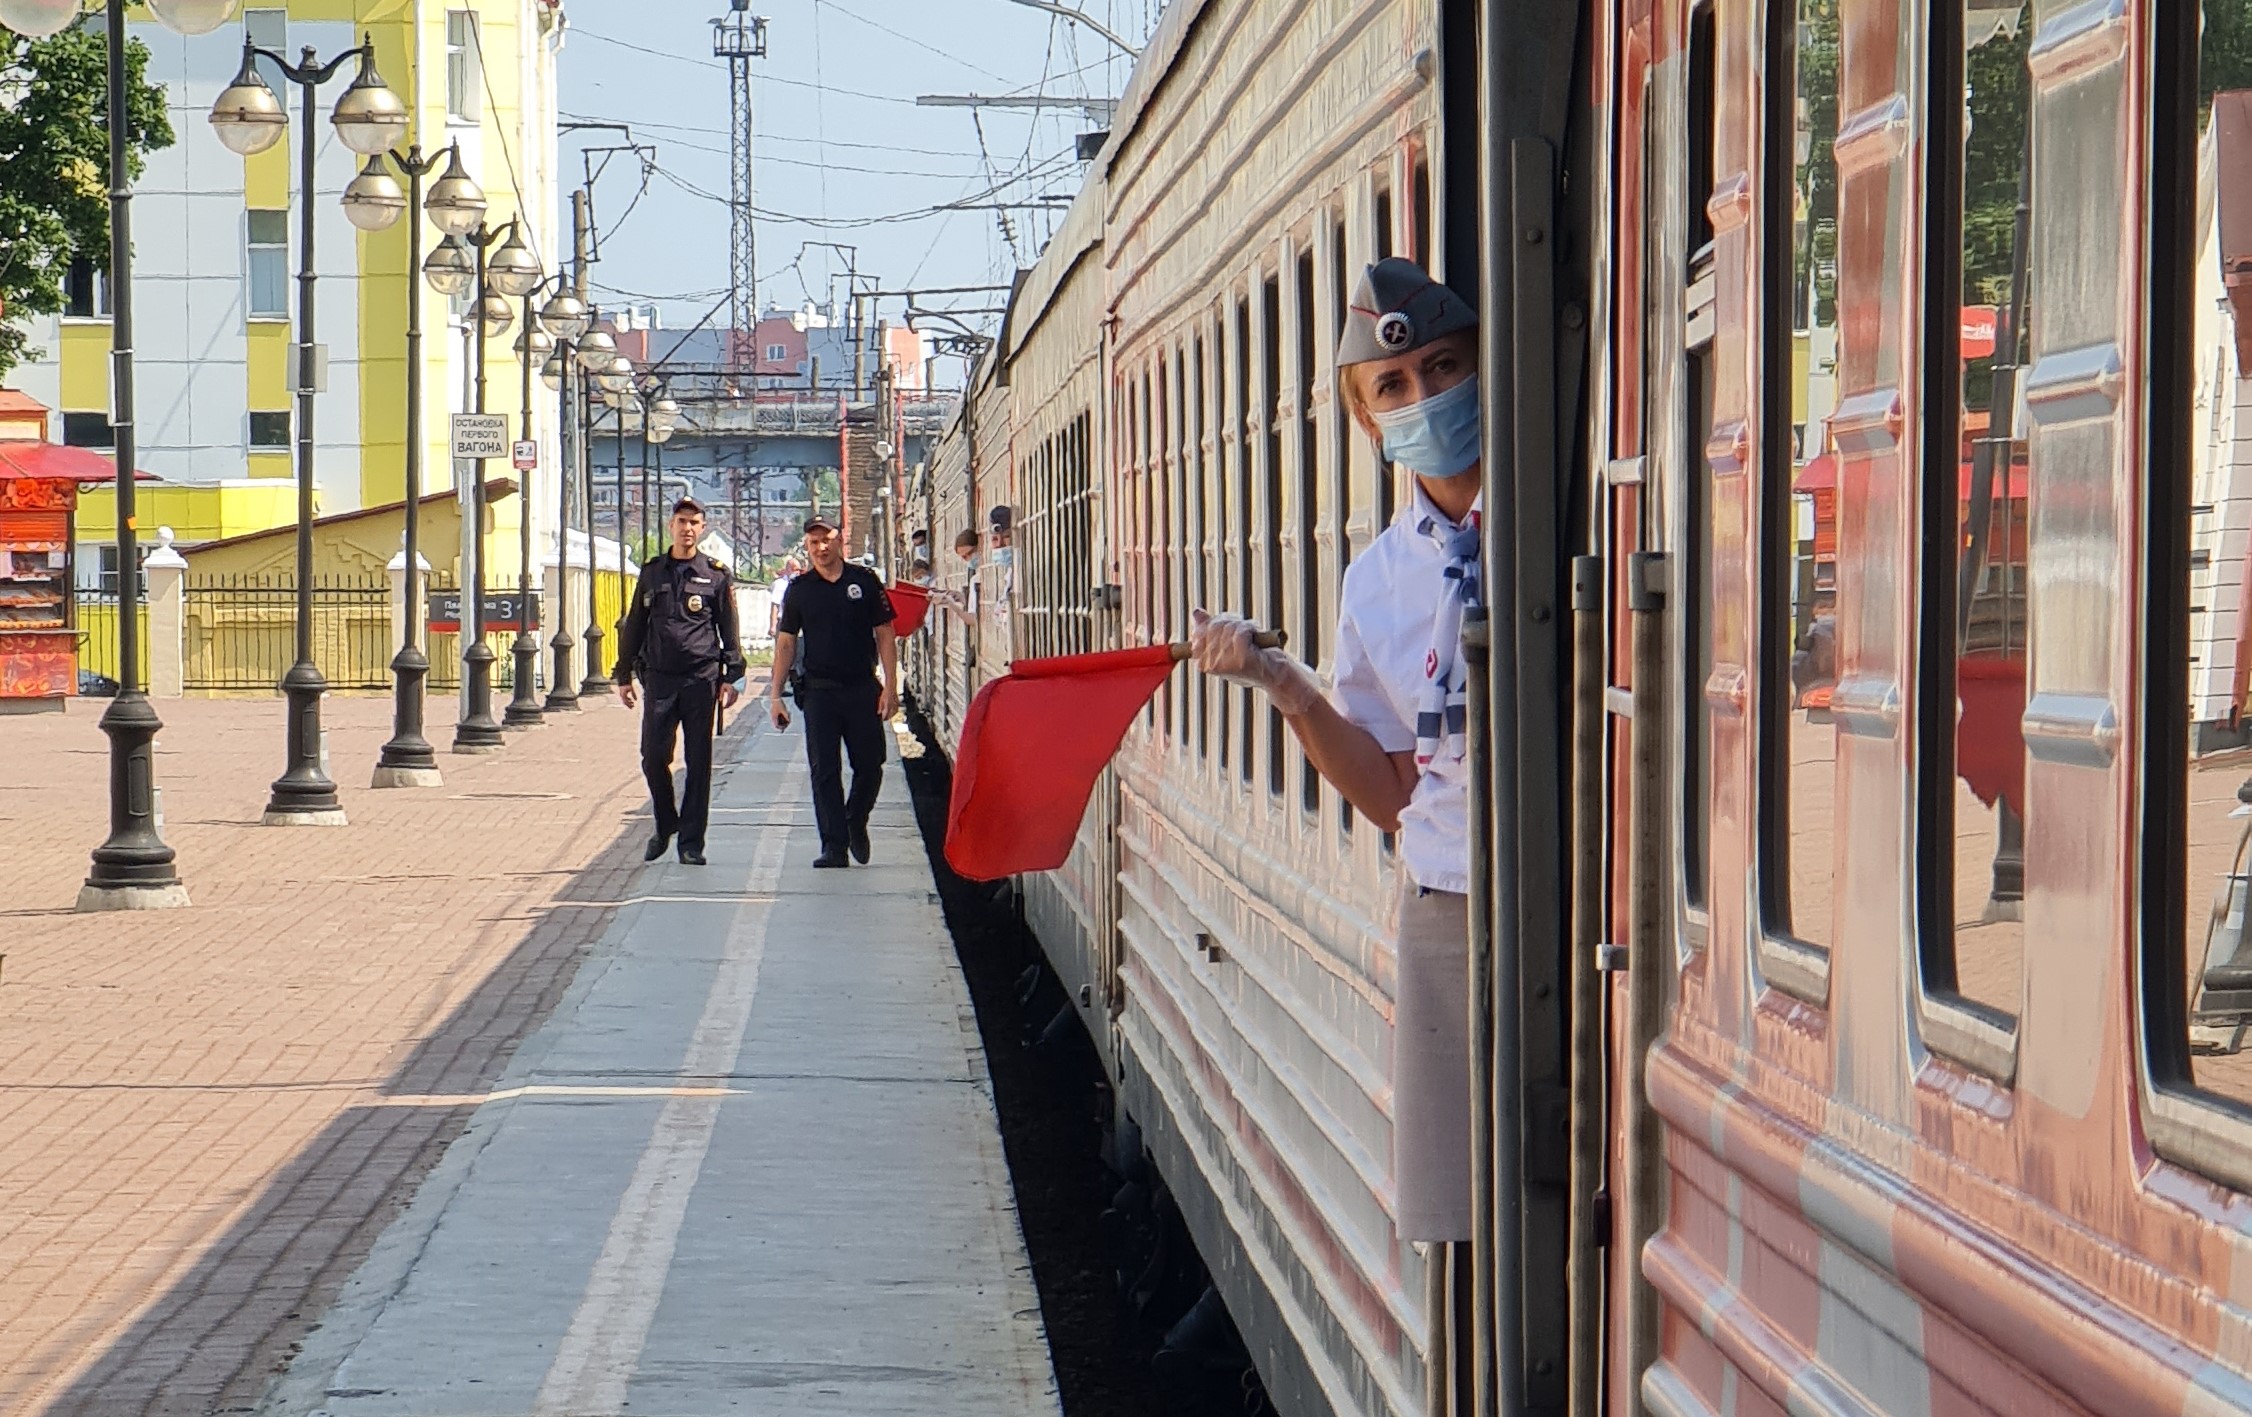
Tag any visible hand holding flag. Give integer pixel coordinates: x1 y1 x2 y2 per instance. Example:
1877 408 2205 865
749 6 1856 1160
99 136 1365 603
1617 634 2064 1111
943 625 1288 881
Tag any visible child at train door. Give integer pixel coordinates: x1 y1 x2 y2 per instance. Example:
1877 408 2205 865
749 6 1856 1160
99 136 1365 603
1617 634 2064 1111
1191 256 1481 1244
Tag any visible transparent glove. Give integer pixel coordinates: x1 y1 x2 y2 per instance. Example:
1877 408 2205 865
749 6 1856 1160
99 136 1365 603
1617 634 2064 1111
1189 608 1323 717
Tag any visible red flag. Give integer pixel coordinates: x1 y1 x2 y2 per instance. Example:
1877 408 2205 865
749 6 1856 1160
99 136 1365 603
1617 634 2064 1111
888 580 932 637
944 645 1179 881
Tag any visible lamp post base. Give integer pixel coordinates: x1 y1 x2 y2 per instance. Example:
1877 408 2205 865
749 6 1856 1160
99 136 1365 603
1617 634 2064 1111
374 644 442 788
263 660 347 826
82 689 189 908
579 624 609 698
545 630 580 710
455 639 506 752
503 631 546 728
371 764 446 789
78 881 194 912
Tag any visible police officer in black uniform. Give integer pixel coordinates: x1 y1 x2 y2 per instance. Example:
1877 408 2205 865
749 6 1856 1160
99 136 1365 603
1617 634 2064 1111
769 512 898 869
615 496 745 866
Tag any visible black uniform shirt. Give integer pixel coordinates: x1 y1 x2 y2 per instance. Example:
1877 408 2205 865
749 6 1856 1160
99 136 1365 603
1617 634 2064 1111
777 563 895 684
615 550 746 685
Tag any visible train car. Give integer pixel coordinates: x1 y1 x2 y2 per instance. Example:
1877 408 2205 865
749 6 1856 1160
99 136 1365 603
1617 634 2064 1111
906 0 2252 1415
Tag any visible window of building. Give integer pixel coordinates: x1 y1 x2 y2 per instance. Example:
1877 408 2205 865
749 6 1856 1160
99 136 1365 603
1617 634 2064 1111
249 410 291 450
62 412 114 448
766 343 788 362
65 255 110 318
247 210 288 320
245 8 287 93
96 544 146 597
446 10 481 124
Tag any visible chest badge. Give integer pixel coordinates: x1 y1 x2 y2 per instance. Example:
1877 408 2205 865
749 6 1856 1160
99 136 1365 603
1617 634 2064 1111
687 593 705 613
846 583 863 600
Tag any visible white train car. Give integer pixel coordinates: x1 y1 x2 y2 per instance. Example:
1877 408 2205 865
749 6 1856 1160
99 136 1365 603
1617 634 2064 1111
906 0 1452 1412
1099 2 1444 1414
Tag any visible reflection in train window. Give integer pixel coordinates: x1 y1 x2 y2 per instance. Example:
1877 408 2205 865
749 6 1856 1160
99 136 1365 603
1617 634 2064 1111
1934 5 2031 1029
2175 4 2252 1109
1768 0 1840 952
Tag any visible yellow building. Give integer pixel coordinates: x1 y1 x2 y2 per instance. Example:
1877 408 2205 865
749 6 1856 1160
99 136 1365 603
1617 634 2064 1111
18 0 565 590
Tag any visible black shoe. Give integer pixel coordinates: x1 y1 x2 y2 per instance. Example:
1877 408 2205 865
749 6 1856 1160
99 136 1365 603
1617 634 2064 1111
848 819 871 865
677 845 706 866
813 849 849 869
644 832 673 862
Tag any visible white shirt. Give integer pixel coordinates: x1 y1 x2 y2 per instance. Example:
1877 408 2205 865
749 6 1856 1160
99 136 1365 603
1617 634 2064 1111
1330 483 1478 894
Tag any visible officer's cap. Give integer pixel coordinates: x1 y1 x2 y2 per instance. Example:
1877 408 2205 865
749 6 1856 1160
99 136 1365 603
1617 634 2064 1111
1337 257 1477 368
804 512 838 534
672 495 706 517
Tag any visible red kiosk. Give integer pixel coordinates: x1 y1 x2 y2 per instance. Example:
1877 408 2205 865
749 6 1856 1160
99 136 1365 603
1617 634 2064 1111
0 392 140 710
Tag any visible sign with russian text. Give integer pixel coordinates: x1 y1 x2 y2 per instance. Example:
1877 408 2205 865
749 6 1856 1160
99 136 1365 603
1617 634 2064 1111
450 413 509 460
427 590 539 634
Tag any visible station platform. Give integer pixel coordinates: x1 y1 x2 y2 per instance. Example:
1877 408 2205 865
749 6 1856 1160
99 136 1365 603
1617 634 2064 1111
259 721 1060 1417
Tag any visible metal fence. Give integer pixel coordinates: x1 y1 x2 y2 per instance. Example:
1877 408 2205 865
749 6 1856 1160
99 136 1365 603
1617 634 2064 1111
73 591 149 690
183 574 391 692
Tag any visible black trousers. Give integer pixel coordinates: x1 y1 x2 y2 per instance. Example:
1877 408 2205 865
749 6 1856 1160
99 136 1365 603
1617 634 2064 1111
800 677 885 853
640 674 717 850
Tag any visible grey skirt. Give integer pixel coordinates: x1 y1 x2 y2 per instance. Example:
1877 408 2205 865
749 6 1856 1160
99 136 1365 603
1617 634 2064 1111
1392 875 1471 1242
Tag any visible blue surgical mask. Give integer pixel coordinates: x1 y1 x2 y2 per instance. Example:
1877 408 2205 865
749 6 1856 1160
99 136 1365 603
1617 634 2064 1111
1370 375 1482 478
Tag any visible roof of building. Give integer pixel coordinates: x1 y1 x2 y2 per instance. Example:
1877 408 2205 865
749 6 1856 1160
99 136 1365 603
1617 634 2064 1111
179 486 487 553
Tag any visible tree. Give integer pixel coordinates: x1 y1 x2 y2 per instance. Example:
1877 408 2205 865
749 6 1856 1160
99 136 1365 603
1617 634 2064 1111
0 21 173 385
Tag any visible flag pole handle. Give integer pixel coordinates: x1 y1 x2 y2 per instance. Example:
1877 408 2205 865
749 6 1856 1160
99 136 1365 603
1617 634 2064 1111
1167 628 1286 662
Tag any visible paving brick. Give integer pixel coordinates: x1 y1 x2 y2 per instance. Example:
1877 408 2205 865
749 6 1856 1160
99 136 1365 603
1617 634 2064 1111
0 691 759 1417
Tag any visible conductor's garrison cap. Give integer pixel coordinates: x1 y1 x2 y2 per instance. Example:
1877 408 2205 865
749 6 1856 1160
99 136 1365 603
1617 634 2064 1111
1337 257 1478 368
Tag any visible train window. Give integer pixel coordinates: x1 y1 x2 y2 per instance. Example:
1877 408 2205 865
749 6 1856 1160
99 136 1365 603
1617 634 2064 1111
1923 3 2032 1042
1297 250 1322 815
1143 362 1159 728
1237 295 1255 785
1682 1 1717 914
1264 273 1287 799
1174 346 1190 738
2153 1 2252 1126
1413 155 1433 271
1192 335 1210 761
1331 214 1355 835
1372 186 1397 520
1763 0 1840 962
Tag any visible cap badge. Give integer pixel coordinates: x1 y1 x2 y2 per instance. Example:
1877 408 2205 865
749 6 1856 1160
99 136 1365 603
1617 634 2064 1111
1376 311 1414 351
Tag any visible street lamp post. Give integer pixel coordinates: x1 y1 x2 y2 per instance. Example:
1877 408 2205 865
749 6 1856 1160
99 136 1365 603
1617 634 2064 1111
445 217 538 751
212 34 407 826
29 0 216 910
504 291 553 727
576 317 622 689
368 142 449 789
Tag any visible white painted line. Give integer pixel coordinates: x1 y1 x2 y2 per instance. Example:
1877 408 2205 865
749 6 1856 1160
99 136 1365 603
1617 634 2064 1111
531 769 792 1415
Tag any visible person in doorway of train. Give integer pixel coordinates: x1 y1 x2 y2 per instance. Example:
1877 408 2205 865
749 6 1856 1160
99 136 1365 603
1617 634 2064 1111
1190 255 1481 1245
769 512 899 869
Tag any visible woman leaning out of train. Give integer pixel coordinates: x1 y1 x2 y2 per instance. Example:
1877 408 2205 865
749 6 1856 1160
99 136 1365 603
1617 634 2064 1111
1191 255 1481 1245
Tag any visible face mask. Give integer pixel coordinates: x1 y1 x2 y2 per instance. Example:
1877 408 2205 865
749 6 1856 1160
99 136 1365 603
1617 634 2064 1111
1370 375 1482 479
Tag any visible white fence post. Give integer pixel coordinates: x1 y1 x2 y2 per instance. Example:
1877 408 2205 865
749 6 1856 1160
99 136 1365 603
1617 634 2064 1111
145 527 186 699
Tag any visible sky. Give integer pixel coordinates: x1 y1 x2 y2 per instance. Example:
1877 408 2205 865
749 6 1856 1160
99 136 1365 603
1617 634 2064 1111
557 0 1163 377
